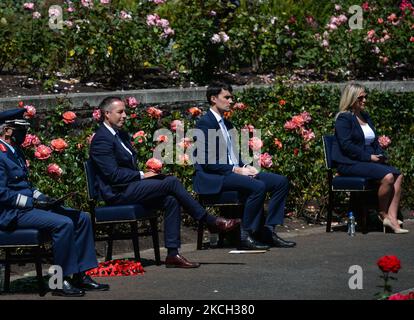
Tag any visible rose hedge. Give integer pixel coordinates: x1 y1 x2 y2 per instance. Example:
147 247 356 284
0 0 413 86
17 83 414 222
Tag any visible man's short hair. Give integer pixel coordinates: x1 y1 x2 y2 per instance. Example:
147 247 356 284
99 96 124 113
206 82 233 105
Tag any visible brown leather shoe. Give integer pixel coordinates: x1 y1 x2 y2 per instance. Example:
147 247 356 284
165 254 201 268
208 217 241 233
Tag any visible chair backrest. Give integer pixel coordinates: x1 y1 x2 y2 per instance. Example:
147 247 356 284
84 159 98 201
322 135 335 170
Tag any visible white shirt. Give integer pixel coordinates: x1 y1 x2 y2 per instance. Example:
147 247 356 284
103 122 144 179
360 123 375 145
210 108 239 167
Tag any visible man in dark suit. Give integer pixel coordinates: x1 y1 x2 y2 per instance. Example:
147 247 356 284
89 97 240 268
193 82 296 250
0 109 109 296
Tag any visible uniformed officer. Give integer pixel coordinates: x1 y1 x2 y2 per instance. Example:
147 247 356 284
0 108 109 296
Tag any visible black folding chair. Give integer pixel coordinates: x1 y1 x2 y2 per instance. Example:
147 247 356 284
84 160 161 265
322 135 377 233
0 229 47 296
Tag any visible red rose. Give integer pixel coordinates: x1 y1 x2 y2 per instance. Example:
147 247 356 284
279 99 286 106
47 163 63 177
233 102 247 110
51 138 68 152
34 145 52 160
377 255 401 273
62 111 76 124
293 148 299 156
145 157 163 173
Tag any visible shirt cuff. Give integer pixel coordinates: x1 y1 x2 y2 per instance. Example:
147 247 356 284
140 171 145 179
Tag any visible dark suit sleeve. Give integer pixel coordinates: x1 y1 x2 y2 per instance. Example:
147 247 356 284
196 119 234 175
335 113 372 162
90 133 141 185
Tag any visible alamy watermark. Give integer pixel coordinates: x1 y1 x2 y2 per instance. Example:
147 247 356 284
348 265 363 290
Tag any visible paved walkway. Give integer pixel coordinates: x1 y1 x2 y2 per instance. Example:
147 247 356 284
1 220 413 301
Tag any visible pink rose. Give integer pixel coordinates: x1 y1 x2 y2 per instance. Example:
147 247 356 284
47 163 63 178
132 131 146 143
34 145 52 160
62 111 76 124
146 157 163 173
249 137 263 151
21 134 41 148
258 153 273 168
233 102 247 110
301 128 315 142
156 135 168 143
170 120 184 132
146 106 163 119
178 137 192 150
378 135 391 149
24 105 36 118
178 154 190 165
92 109 101 121
274 138 283 149
284 120 297 131
23 3 35 10
81 0 94 8
125 97 139 108
242 124 255 133
51 138 68 153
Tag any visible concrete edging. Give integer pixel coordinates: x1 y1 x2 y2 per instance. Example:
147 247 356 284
1 81 413 111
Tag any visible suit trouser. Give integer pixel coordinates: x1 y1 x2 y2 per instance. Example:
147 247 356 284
111 176 207 248
15 207 98 277
221 172 289 233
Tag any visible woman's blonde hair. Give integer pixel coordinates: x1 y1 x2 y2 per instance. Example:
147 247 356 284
339 83 365 112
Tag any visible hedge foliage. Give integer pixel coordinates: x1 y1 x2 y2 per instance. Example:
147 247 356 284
18 83 414 222
0 0 413 87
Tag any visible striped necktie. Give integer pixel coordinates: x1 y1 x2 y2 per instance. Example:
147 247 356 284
219 119 239 165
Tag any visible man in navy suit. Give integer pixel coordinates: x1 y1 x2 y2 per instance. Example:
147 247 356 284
193 82 296 250
89 97 240 268
0 109 109 296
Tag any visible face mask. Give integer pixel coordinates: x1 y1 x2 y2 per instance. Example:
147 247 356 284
11 128 27 146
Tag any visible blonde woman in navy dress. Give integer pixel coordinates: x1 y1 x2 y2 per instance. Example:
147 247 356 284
332 83 408 234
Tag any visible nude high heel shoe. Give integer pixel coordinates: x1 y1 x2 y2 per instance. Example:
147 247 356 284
377 215 403 226
383 218 409 234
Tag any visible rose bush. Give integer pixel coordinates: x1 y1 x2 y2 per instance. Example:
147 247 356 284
14 84 414 222
1 1 412 87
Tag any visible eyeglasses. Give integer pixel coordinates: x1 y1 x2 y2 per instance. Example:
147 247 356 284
357 95 368 101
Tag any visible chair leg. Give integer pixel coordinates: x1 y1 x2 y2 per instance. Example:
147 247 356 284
326 189 334 232
130 222 141 261
34 247 46 297
149 218 161 266
4 249 11 293
106 224 115 261
197 222 204 250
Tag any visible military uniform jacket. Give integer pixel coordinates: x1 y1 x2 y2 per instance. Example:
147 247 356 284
0 141 44 229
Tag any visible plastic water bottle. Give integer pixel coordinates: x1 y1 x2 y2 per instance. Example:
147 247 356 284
347 211 356 236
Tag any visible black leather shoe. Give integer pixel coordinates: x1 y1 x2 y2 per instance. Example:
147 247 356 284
74 274 110 291
238 235 270 250
51 279 85 297
207 217 241 233
268 234 296 248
